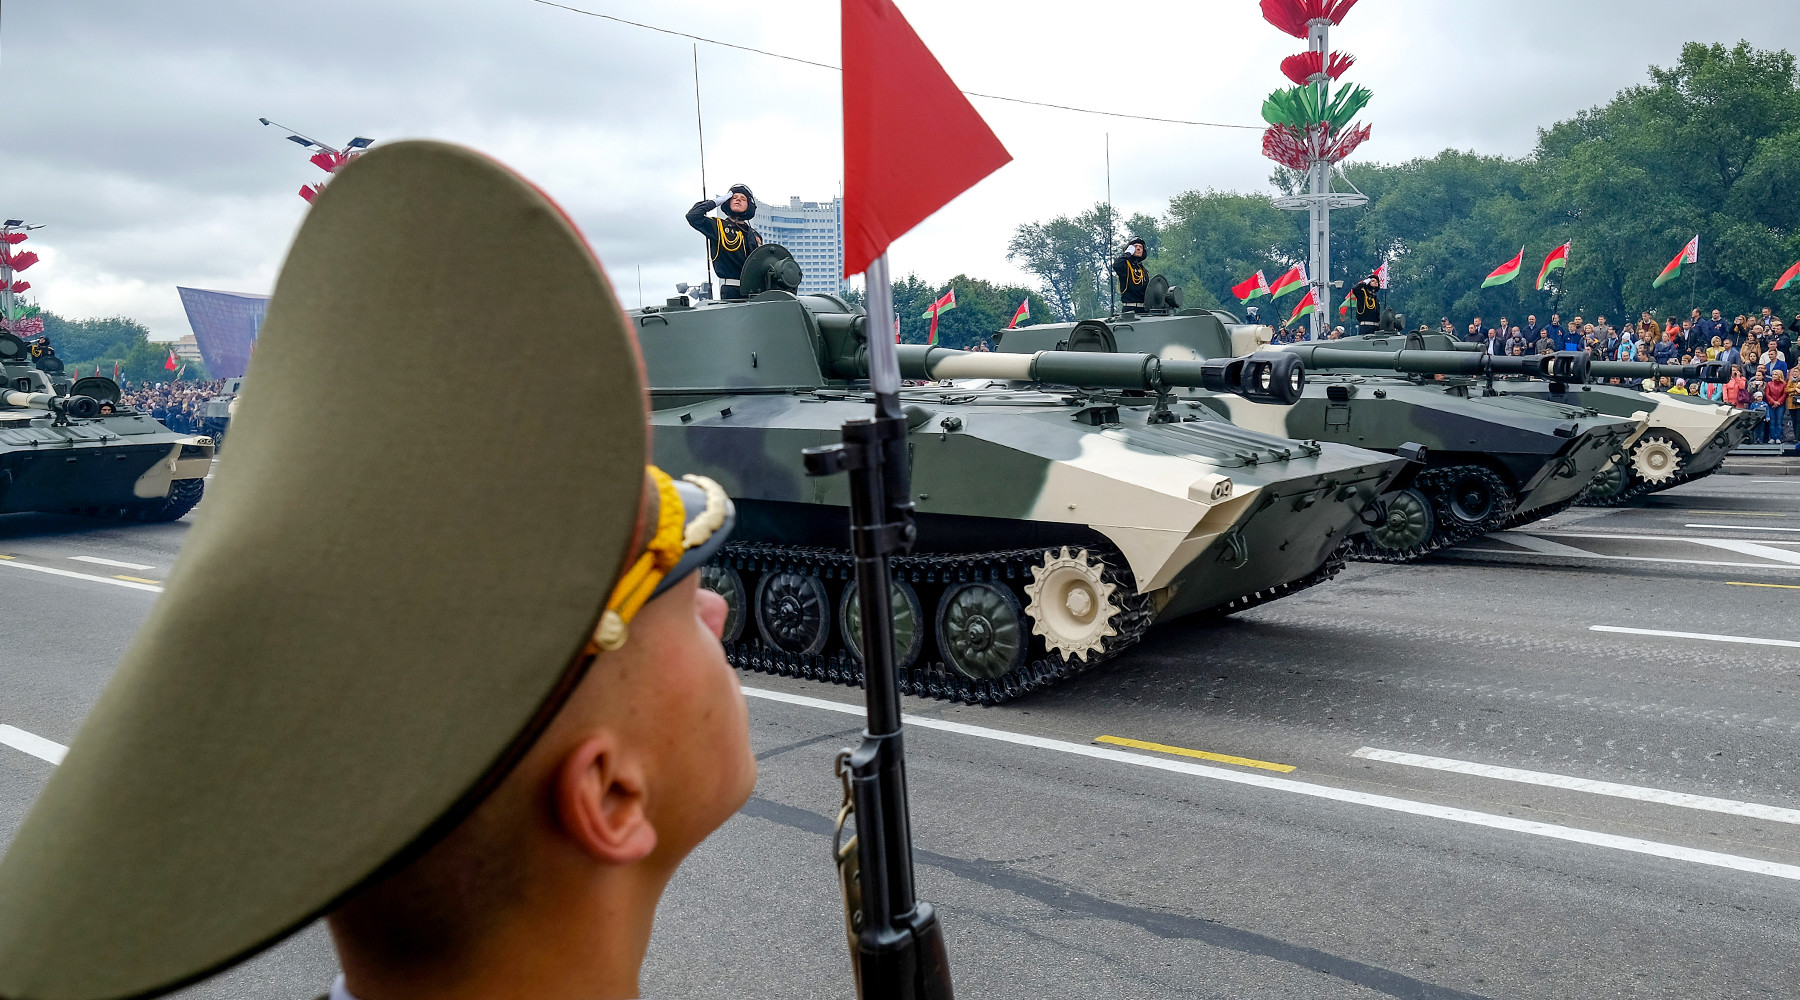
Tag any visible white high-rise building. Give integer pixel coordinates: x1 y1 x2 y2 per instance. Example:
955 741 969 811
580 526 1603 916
755 196 844 297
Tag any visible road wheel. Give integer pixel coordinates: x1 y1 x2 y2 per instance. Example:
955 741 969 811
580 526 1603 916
135 479 205 523
839 577 924 670
754 571 830 655
936 581 1027 681
1630 432 1686 485
1022 547 1121 664
1368 487 1435 554
698 564 747 642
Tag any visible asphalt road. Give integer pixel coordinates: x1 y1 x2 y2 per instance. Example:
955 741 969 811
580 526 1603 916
1 473 1798 998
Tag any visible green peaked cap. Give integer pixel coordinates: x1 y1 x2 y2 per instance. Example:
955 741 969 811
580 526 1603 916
0 141 653 999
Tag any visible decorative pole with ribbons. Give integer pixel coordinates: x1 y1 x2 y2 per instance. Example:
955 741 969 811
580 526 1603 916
1259 0 1372 340
802 4 1009 998
0 220 45 334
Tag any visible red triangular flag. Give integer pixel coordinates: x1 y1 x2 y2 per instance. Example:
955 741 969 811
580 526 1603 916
842 0 1011 277
164 349 178 371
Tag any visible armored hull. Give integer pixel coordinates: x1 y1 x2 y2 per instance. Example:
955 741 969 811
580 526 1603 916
995 316 1644 562
1501 383 1761 504
638 287 1406 704
0 334 212 521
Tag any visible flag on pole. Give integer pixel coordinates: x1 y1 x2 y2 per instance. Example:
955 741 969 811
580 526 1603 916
1653 235 1699 289
1482 248 1525 288
1288 289 1318 323
1008 298 1031 328
1536 242 1571 290
176 364 186 380
1270 264 1308 298
1338 299 1351 317
1232 270 1272 302
842 0 1012 277
112 362 121 380
1777 259 1800 292
164 349 178 371
1375 261 1390 289
920 287 957 344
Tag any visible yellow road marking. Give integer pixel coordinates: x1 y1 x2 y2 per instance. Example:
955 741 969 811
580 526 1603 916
1095 735 1295 773
112 575 162 585
1727 581 1800 590
0 555 12 560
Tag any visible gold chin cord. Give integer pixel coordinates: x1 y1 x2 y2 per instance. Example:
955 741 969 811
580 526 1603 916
589 467 728 652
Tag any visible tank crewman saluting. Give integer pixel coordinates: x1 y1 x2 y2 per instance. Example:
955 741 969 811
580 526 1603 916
686 183 763 300
1113 236 1150 311
0 142 754 1000
1351 269 1382 335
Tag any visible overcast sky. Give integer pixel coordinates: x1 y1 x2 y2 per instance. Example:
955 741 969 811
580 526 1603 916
6 1 1799 339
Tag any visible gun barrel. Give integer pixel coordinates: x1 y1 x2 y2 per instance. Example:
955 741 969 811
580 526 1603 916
1588 360 1726 383
3 391 98 419
1297 347 1592 383
893 345 1305 405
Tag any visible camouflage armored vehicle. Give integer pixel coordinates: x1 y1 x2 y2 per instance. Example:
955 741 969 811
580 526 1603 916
0 332 213 521
994 310 1645 562
200 376 246 446
1494 363 1758 505
634 252 1410 703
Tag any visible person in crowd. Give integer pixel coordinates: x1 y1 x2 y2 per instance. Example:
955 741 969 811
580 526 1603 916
1485 327 1506 355
1669 378 1690 396
1707 335 1723 360
1699 308 1726 348
1439 317 1457 339
1506 326 1527 355
1653 330 1679 364
1466 316 1484 343
119 378 228 433
1724 365 1748 408
1786 369 1800 442
1524 314 1540 339
1617 325 1640 362
1720 338 1741 368
686 184 762 301
1534 326 1555 355
1749 391 1772 443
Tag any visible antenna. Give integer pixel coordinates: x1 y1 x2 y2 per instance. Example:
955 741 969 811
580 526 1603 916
1105 132 1115 315
694 44 713 295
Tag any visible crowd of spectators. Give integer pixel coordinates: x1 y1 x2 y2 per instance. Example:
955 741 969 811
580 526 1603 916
118 379 228 434
1262 307 1797 445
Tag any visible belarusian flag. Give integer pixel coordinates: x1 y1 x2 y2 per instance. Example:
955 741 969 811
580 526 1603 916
1653 235 1698 289
1776 259 1800 291
1270 264 1307 298
1007 298 1030 329
921 287 956 344
1232 270 1271 302
1375 261 1390 288
1482 248 1525 288
164 349 178 371
1338 299 1350 317
1288 289 1318 322
1536 242 1570 290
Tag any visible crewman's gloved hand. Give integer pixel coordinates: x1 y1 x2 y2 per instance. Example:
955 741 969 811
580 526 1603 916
713 193 731 208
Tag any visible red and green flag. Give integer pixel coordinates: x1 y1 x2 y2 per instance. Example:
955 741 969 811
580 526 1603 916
1482 247 1525 288
920 287 956 344
1007 297 1030 329
1232 270 1271 302
1338 298 1350 317
1270 264 1308 298
1288 289 1318 323
1777 259 1800 292
1536 242 1570 290
1653 235 1699 289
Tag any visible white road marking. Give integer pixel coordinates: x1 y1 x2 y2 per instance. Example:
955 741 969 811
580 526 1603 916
1352 747 1800 825
0 557 163 593
0 725 68 765
1589 625 1800 649
68 555 157 571
1458 542 1791 571
1686 523 1800 532
1487 533 1593 557
744 687 1800 882
1688 538 1800 565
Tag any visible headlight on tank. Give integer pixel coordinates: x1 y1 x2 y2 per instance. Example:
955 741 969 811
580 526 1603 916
1188 474 1234 502
180 441 213 459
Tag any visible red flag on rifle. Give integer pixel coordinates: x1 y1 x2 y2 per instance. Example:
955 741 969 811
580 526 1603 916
842 0 1011 276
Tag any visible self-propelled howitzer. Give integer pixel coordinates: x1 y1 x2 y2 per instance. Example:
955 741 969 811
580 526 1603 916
0 332 213 520
1419 340 1760 504
995 314 1645 563
635 254 1407 704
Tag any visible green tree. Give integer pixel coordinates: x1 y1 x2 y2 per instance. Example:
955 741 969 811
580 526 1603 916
893 274 1053 349
38 311 209 383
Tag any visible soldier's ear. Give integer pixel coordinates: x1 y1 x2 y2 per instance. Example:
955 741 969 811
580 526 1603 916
554 734 658 865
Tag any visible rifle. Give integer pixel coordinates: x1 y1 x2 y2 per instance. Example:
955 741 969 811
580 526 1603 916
802 253 954 1000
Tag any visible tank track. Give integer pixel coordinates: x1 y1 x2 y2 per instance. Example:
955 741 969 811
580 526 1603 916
1573 473 1659 508
1193 545 1348 620
1344 464 1516 564
716 541 1147 706
68 479 205 524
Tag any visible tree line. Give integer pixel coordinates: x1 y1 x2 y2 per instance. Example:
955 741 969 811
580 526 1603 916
36 312 210 383
1006 41 1800 329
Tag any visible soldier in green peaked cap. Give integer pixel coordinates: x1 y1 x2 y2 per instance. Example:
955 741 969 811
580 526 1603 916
0 140 753 1000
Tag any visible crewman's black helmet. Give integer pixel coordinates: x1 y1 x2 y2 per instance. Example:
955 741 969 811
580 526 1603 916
727 183 756 220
